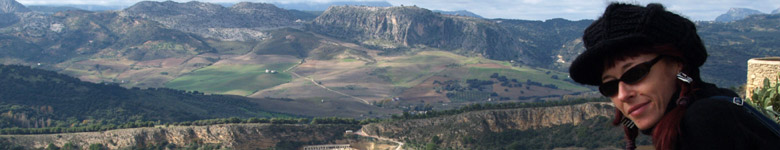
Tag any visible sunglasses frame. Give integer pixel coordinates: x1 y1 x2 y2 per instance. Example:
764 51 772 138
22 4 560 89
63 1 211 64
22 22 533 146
599 56 664 97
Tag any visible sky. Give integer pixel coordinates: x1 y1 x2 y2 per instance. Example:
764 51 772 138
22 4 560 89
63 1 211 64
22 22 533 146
15 0 780 21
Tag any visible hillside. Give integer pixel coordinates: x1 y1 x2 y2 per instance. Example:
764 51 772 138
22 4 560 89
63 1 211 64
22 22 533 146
697 13 780 86
494 18 592 69
0 9 214 63
0 64 299 129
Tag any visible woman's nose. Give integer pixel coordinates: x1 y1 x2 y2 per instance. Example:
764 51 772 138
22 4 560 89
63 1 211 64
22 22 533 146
614 82 635 102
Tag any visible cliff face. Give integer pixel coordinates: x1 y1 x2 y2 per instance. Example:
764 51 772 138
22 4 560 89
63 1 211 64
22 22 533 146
120 1 301 41
308 6 528 61
1 124 358 149
362 102 614 147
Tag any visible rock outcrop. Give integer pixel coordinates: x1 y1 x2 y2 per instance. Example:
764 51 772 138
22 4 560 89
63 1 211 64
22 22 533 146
1 124 358 149
308 6 528 61
362 102 614 147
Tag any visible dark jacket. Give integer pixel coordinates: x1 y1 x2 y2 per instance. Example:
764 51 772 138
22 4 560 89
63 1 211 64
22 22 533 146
677 83 780 149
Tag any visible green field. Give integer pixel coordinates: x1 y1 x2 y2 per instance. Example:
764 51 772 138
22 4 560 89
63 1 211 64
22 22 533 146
165 63 295 96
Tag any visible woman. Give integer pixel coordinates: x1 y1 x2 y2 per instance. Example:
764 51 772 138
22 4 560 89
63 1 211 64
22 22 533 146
568 3 780 150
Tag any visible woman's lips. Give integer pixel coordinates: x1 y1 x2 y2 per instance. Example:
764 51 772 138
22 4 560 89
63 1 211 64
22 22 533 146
627 102 650 117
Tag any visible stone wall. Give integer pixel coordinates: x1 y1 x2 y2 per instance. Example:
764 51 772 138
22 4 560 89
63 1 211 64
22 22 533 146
746 57 780 99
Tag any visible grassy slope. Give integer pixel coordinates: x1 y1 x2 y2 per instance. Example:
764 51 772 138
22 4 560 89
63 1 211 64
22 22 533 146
165 63 296 96
378 51 588 91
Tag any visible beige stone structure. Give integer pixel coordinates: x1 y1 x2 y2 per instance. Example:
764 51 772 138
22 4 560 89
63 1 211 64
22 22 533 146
746 57 780 99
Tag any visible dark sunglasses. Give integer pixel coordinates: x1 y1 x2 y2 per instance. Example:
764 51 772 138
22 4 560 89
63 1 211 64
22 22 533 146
599 56 664 97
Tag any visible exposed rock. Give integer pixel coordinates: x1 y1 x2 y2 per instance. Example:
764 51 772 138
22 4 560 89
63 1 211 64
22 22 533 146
715 8 765 22
362 102 614 147
308 6 529 62
1 124 358 149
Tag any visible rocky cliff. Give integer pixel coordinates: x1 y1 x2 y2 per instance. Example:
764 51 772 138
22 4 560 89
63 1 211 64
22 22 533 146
1 124 359 149
120 1 302 41
308 6 529 61
362 102 614 148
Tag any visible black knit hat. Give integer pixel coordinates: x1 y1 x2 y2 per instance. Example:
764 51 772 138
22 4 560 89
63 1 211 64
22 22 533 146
569 3 708 85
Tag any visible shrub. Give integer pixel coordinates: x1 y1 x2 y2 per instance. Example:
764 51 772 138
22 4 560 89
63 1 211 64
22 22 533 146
747 72 780 123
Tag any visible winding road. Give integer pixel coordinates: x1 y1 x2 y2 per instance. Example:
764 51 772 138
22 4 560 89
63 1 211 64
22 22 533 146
355 129 405 150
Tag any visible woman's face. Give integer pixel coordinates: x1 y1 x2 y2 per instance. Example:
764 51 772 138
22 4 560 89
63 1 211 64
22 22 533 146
601 53 681 130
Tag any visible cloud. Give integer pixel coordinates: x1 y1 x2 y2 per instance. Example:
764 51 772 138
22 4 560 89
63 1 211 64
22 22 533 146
15 0 780 21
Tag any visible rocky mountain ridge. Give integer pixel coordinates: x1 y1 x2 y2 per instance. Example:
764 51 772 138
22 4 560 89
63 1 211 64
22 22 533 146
120 1 303 41
308 5 531 62
715 8 765 22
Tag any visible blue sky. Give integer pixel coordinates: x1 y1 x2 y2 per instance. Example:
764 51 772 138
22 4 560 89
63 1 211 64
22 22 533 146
16 0 780 21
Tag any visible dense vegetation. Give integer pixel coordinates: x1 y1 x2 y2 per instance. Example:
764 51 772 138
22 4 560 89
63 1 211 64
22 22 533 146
0 64 292 131
696 14 780 87
391 97 609 120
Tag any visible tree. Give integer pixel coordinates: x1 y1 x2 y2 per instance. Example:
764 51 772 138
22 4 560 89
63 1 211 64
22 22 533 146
89 143 107 150
425 142 438 150
44 143 60 150
62 142 79 150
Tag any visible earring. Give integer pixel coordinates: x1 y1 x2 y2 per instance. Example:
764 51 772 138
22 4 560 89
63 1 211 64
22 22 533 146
677 72 693 83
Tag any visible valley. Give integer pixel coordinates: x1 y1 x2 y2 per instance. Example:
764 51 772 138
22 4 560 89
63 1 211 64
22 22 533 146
0 0 778 149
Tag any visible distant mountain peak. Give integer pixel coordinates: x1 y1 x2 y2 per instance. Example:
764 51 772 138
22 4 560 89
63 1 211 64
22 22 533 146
715 8 765 22
272 1 392 11
772 7 780 14
0 0 31 13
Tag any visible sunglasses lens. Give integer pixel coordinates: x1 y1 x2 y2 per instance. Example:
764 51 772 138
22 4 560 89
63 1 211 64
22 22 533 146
599 80 619 96
621 65 650 84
